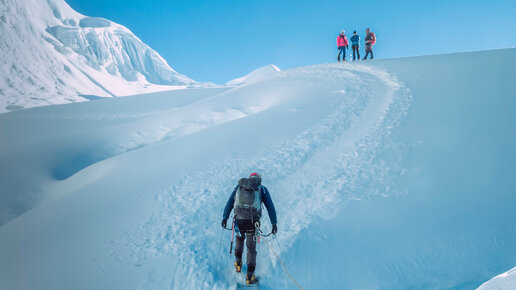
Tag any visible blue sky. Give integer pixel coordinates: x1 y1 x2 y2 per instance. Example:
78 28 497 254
66 0 516 84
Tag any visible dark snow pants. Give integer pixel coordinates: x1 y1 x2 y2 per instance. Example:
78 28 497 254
337 46 347 61
363 43 373 59
235 219 257 274
352 45 360 60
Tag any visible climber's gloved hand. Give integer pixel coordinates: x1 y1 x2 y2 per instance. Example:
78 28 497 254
272 224 278 235
221 219 227 228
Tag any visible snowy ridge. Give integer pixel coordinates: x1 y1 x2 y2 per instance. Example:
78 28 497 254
226 64 280 86
0 0 195 112
478 267 516 290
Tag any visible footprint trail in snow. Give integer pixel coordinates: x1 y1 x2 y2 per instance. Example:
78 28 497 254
120 64 412 289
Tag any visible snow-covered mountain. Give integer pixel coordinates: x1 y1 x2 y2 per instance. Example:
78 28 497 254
0 0 195 112
0 49 515 289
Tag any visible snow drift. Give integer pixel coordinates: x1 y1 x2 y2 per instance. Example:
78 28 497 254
226 64 281 86
0 0 195 113
0 49 515 289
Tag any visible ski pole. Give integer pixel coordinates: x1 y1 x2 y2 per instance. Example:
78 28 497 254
229 218 235 255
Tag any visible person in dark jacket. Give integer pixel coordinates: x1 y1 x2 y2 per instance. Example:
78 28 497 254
350 31 360 61
363 28 376 60
222 172 277 285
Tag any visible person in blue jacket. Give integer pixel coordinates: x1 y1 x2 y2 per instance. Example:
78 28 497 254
222 172 277 284
350 30 360 61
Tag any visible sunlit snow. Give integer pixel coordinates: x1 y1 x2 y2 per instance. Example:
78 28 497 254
1 49 515 289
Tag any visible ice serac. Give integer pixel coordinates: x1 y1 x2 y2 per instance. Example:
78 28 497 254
0 0 195 113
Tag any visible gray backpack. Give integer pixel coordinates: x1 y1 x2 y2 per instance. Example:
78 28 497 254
233 177 262 220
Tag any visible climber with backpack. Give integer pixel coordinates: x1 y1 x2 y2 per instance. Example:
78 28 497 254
221 172 278 285
336 30 349 62
363 27 376 60
350 30 360 61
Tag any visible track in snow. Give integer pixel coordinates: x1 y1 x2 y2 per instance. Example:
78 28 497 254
116 64 412 289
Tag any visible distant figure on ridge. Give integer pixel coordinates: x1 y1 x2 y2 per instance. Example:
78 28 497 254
363 28 376 60
222 173 277 285
337 30 349 62
350 30 360 61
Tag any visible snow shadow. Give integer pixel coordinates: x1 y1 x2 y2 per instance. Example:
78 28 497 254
79 94 107 101
52 150 104 180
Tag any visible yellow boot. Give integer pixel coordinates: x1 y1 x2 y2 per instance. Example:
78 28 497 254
234 261 242 273
246 273 256 284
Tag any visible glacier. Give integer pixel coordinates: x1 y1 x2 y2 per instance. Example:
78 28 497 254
0 48 515 289
0 0 195 113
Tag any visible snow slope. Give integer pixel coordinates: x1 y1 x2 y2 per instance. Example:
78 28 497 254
478 267 516 290
0 0 195 113
0 49 515 289
285 48 516 289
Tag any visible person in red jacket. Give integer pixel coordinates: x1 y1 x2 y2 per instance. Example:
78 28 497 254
336 30 349 62
363 28 376 60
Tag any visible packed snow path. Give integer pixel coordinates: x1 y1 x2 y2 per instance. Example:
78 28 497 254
0 63 411 289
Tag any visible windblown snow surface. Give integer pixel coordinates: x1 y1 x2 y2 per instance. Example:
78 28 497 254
0 49 515 289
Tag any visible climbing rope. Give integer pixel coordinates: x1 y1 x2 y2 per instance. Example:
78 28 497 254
215 227 225 271
220 221 305 289
261 236 305 290
255 224 305 290
274 234 284 255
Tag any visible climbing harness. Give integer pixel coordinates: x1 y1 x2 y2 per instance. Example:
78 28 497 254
254 222 261 243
